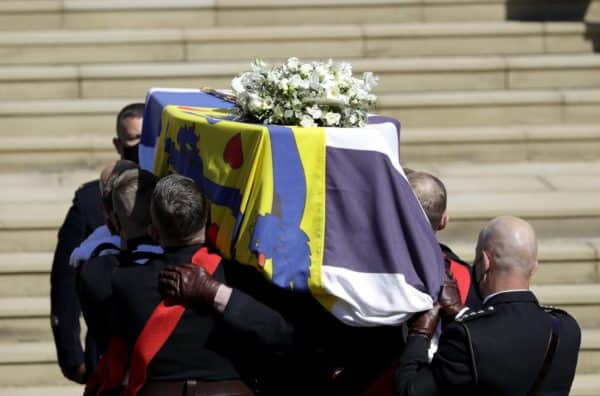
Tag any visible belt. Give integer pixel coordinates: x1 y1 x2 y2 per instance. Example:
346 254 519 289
137 379 254 396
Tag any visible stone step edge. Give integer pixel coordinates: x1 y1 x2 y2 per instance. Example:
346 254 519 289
0 0 509 14
2 89 600 116
0 21 597 46
448 238 600 263
3 54 600 81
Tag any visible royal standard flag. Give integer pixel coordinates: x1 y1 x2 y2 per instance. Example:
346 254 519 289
143 89 445 326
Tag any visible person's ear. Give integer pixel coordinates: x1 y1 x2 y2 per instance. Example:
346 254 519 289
481 250 491 272
530 260 539 277
113 137 121 155
147 223 160 243
437 212 449 232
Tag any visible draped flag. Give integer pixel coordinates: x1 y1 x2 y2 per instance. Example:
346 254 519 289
142 89 445 326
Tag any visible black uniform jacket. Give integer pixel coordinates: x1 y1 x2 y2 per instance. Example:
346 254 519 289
50 180 104 370
111 244 293 382
77 237 159 355
222 260 405 396
394 290 581 396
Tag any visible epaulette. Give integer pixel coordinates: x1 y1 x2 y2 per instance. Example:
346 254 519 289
539 304 571 317
456 306 496 322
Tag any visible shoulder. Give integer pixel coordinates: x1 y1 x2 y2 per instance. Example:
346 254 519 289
74 180 100 200
455 306 496 324
540 305 581 334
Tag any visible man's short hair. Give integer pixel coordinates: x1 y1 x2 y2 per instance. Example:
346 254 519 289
151 174 209 244
101 160 138 213
116 103 145 138
407 171 447 230
112 168 157 238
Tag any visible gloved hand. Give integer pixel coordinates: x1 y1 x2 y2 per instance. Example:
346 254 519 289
159 264 221 306
62 362 87 384
439 270 464 320
408 303 441 340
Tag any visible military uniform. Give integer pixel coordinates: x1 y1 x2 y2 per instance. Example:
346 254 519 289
77 237 161 355
50 180 104 374
394 290 581 396
111 244 292 393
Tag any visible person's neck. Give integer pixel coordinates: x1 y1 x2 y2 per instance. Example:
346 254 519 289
482 275 530 300
161 236 205 249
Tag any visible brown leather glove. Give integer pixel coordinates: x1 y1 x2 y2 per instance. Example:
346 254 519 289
439 270 464 320
408 303 441 340
159 264 221 307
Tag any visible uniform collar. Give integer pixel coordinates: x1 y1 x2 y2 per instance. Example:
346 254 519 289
483 290 537 306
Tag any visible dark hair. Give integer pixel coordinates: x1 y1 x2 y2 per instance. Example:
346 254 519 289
116 102 145 138
407 172 447 230
151 174 209 244
112 168 158 237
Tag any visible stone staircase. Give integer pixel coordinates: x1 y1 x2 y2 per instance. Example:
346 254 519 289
1 1 600 394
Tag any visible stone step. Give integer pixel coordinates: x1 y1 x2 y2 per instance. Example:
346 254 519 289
5 54 600 100
0 22 598 65
400 124 600 163
378 89 600 128
1 0 599 31
0 253 52 297
578 329 600 376
2 124 599 171
2 89 600 139
0 136 117 172
0 385 82 396
441 238 600 286
573 374 600 396
533 284 600 329
0 297 52 342
0 169 99 190
443 190 600 242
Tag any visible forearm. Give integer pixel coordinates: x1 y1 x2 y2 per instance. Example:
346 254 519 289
220 287 294 355
394 335 441 396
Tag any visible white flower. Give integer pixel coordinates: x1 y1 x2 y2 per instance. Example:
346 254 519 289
300 63 313 76
363 72 379 90
284 109 294 119
324 112 341 126
278 78 289 92
231 76 245 94
231 57 377 127
306 105 322 120
286 57 300 71
300 115 316 128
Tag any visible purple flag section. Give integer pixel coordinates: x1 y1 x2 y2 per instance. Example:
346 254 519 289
323 146 444 299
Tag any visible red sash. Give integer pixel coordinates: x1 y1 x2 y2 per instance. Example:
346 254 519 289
445 255 471 305
85 247 221 396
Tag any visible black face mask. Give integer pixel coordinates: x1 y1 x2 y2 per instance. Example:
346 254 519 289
122 144 139 164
